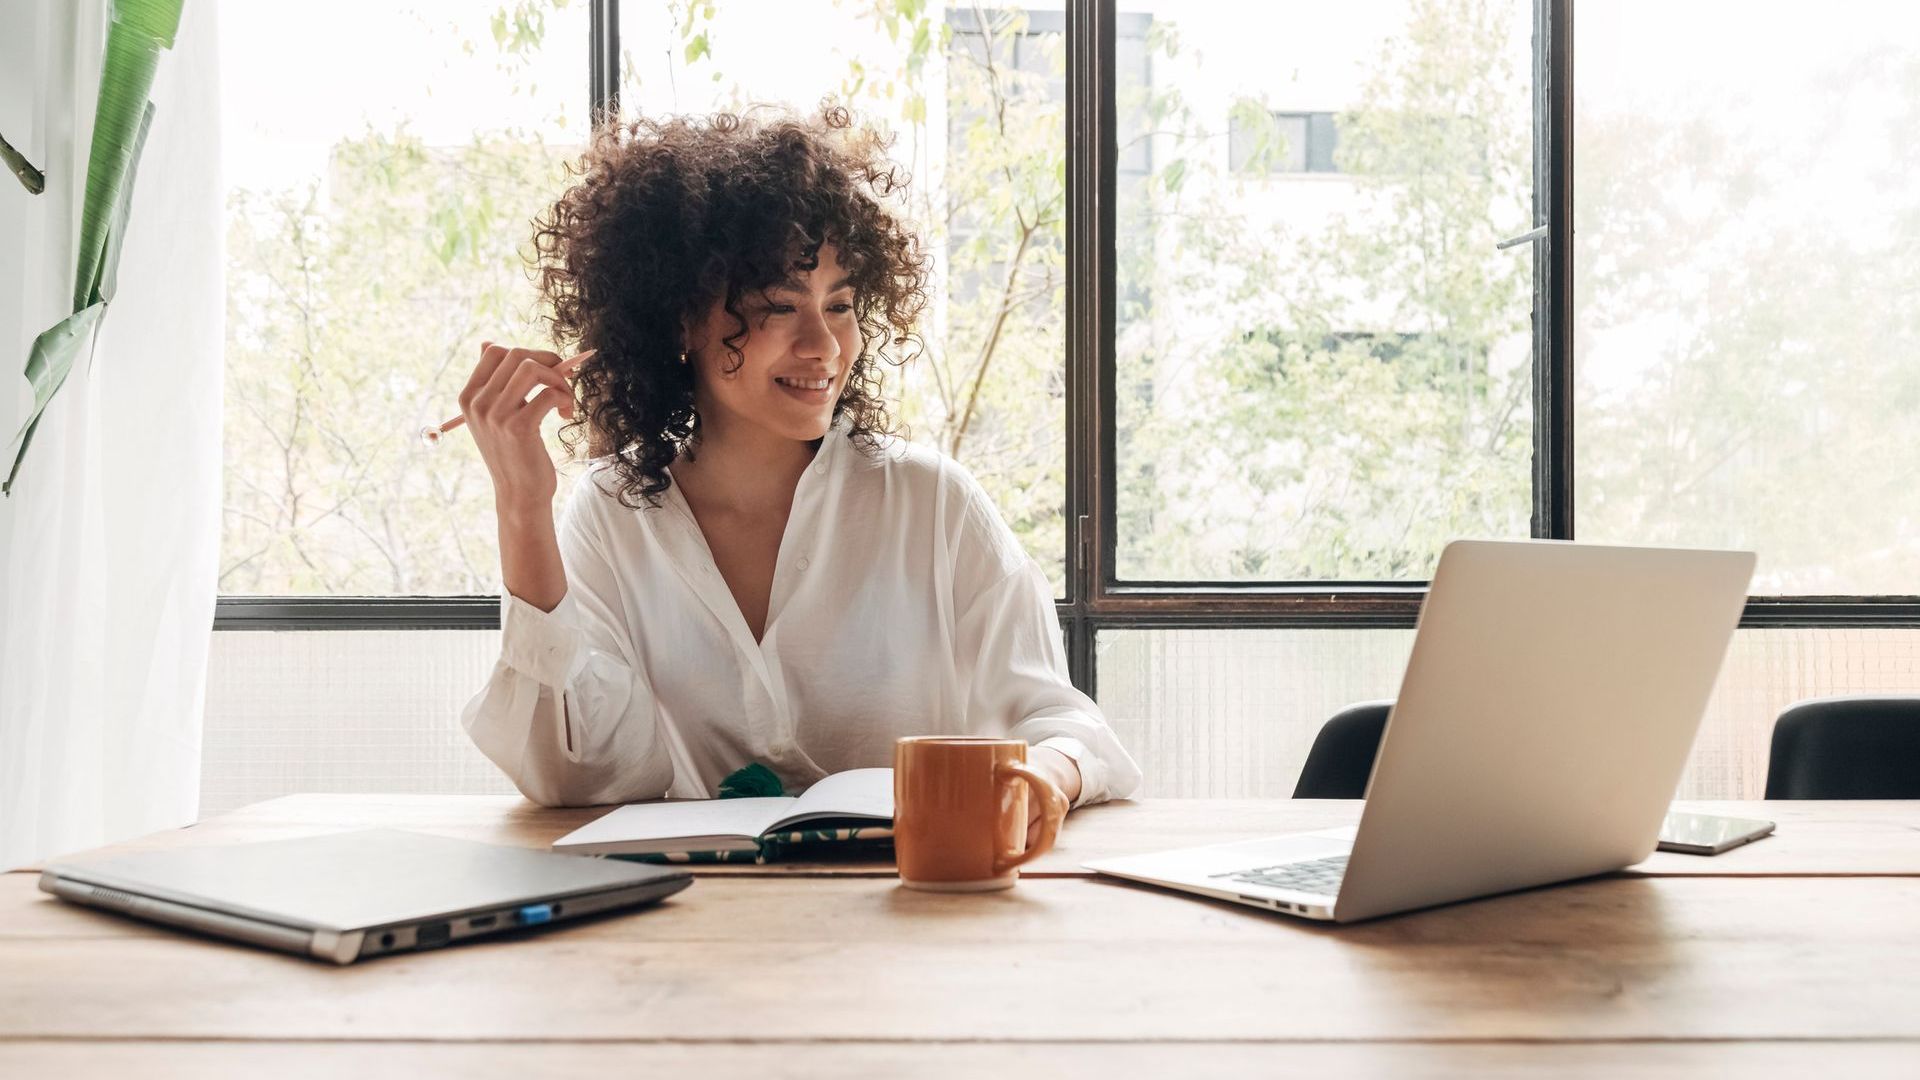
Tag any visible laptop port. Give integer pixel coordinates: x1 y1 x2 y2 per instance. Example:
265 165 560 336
416 921 451 948
468 914 497 929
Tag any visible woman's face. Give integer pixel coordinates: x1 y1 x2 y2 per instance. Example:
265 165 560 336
689 243 860 446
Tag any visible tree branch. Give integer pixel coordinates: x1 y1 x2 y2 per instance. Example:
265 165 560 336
950 219 1037 459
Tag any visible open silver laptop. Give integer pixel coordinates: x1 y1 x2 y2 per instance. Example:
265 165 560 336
1086 539 1755 923
39 828 691 963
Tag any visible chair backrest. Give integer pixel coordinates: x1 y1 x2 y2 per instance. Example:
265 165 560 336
1293 701 1393 798
1764 695 1920 799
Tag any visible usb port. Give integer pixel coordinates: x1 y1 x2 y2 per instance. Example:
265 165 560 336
516 903 554 926
468 914 497 929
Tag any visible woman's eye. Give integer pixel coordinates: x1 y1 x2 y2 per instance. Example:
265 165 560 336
830 303 854 314
767 305 796 315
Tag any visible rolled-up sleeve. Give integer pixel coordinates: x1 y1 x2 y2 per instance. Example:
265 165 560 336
460 478 674 807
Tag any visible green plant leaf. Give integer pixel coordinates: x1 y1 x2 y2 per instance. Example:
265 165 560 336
1 129 46 194
96 102 155 304
72 0 186 312
3 304 108 495
9 0 182 494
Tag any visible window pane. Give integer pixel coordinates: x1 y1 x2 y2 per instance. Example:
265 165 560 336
1115 1 1536 582
221 3 590 595
1575 6 1920 594
1097 627 1920 799
222 3 1068 597
619 2 1070 594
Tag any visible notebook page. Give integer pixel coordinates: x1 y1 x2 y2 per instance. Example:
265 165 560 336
552 797 795 855
770 768 894 832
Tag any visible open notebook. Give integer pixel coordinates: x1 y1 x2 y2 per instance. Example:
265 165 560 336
552 768 894 864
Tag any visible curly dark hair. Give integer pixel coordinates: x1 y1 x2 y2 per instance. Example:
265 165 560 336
531 102 930 509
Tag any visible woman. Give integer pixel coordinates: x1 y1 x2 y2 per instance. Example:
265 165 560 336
459 105 1141 839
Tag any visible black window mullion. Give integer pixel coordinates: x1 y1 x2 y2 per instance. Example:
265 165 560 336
590 0 619 127
1533 0 1574 541
1061 0 1114 694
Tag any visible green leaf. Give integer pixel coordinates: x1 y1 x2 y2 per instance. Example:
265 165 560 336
72 0 186 313
11 0 181 494
96 102 155 304
4 304 108 495
684 31 709 65
1162 157 1187 194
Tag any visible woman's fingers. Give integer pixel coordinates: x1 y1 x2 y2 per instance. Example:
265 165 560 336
524 386 576 425
460 342 594 422
495 359 575 428
482 346 564 402
471 348 545 413
460 341 511 410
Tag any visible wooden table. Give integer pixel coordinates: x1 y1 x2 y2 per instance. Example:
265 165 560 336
7 798 1920 1077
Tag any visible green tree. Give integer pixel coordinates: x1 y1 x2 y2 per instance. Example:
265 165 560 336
1573 43 1920 592
222 61 579 592
1113 0 1534 582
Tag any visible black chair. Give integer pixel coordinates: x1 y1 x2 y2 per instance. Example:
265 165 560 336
1293 701 1392 799
1764 695 1920 799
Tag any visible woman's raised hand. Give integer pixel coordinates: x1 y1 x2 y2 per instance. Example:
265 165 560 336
458 341 590 513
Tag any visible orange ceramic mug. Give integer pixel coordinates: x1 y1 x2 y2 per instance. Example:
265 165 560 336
893 736 1069 892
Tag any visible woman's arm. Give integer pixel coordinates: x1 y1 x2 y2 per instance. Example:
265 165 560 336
461 473 676 806
942 461 1144 808
457 341 673 806
958 559 1145 807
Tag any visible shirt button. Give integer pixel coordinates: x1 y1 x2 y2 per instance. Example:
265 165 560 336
813 461 827 474
796 556 810 571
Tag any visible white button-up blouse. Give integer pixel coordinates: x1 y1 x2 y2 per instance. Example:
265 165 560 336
460 419 1143 809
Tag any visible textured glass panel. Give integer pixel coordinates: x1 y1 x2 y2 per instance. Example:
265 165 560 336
1115 0 1535 582
1097 628 1414 797
1096 627 1920 800
1575 6 1920 593
200 626 1919 812
199 631 516 815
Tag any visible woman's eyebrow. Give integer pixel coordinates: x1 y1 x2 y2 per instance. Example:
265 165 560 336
768 275 855 295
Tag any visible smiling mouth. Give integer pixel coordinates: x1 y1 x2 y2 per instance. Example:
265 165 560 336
771 374 833 399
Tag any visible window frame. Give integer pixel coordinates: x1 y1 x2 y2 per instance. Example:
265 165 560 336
214 0 1920 701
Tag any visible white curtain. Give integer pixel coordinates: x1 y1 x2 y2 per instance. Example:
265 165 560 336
0 0 223 870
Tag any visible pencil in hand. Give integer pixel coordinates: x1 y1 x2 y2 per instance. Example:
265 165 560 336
418 349 596 447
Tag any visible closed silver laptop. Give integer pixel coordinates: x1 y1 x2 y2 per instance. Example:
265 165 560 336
39 828 691 963
1086 539 1755 923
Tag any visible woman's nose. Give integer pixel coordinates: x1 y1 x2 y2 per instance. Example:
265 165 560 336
796 306 842 362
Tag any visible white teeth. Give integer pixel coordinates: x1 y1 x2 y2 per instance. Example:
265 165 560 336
777 377 831 390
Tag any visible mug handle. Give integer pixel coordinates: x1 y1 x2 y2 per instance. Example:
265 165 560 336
992 760 1069 877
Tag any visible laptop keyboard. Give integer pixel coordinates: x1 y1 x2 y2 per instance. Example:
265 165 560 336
1213 854 1348 896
